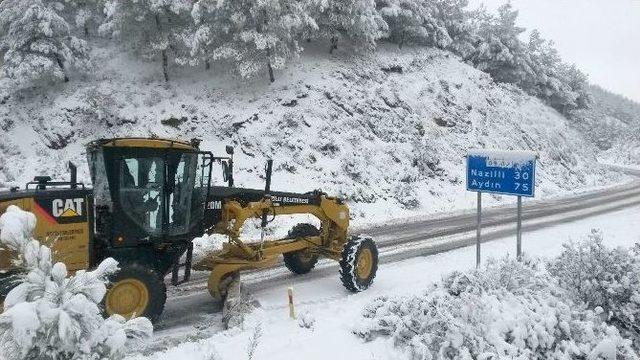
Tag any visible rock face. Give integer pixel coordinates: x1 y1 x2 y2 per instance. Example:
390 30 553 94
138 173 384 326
0 45 627 223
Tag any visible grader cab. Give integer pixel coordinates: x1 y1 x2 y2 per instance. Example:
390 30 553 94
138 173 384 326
0 138 378 322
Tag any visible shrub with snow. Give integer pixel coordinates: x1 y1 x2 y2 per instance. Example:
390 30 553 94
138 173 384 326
297 310 316 330
548 229 640 347
0 205 153 360
355 256 637 360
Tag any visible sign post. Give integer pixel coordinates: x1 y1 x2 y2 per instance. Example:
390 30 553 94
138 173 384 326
516 196 522 259
466 150 537 265
476 192 482 268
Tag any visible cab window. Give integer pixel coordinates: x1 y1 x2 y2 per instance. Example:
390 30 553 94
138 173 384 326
119 157 164 235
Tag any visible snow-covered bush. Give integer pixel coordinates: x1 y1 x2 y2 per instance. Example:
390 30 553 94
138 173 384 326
548 229 640 347
0 205 152 360
355 256 637 359
297 310 316 330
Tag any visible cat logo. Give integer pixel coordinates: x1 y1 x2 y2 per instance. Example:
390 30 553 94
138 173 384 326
52 198 85 218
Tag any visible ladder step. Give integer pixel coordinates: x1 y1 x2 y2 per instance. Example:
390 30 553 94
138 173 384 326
171 243 193 286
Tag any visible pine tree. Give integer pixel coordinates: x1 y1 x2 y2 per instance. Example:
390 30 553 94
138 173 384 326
187 0 225 70
62 0 104 38
310 0 386 53
434 0 475 56
524 30 562 101
199 0 315 82
525 30 591 113
0 0 91 87
100 0 193 82
467 3 531 85
377 0 429 49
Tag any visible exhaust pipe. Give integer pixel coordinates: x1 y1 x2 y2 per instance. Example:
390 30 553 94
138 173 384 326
69 162 77 189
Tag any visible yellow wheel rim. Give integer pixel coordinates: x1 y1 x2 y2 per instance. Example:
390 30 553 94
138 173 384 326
105 278 149 319
356 248 373 279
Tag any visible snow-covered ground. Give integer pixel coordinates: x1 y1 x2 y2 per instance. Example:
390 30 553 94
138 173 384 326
130 204 640 360
0 44 630 228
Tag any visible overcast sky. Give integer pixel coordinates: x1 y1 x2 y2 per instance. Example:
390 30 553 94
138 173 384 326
468 0 640 102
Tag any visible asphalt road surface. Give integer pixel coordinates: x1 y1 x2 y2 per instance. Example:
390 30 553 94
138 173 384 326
149 170 640 349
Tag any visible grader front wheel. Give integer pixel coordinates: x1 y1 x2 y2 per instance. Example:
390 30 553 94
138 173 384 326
339 236 379 292
105 263 166 323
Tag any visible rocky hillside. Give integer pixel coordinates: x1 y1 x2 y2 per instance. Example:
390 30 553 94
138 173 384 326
0 45 628 224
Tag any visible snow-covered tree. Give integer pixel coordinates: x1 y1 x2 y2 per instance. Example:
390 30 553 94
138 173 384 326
310 0 386 53
522 30 591 113
61 0 104 38
559 62 591 111
434 0 476 57
377 0 430 49
195 0 316 82
0 205 153 360
185 0 226 70
522 29 562 96
0 0 91 88
467 3 531 85
590 84 640 125
100 0 193 82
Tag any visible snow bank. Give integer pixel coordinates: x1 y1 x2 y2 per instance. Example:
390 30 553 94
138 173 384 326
0 205 153 360
355 256 637 359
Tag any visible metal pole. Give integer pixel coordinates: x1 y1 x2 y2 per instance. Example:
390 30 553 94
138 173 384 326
476 192 482 268
516 196 522 260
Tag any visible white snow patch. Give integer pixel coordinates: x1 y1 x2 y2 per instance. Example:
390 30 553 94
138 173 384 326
130 205 640 360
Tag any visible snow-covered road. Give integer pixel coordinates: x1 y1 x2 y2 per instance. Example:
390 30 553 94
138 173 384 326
136 174 640 355
134 189 640 359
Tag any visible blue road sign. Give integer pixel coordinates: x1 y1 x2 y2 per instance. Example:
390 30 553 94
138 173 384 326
466 150 537 197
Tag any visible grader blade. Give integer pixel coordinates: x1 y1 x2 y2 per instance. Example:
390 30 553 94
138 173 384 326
205 256 279 300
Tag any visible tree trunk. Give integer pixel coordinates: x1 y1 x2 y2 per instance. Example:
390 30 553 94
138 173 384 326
399 30 405 49
162 50 169 82
84 23 89 38
329 36 338 54
259 9 275 83
266 47 275 83
56 55 69 82
155 13 169 82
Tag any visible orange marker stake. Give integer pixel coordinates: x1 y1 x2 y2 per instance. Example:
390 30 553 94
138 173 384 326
288 287 296 319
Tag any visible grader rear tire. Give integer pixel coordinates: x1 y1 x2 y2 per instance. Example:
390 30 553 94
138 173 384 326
339 236 378 292
104 263 166 323
283 223 320 275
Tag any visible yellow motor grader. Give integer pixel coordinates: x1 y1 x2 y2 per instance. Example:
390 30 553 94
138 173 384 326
0 138 378 322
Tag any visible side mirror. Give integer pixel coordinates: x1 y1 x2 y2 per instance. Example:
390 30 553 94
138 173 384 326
225 145 234 155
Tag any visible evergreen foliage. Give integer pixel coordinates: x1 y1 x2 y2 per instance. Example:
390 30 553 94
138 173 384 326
0 0 595 111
